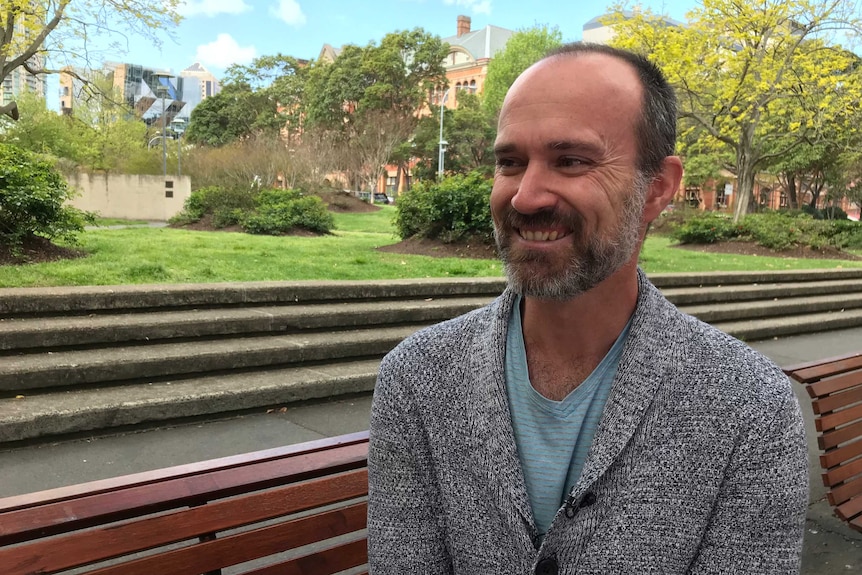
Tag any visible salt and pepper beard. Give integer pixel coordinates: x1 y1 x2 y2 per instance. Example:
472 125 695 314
494 171 652 300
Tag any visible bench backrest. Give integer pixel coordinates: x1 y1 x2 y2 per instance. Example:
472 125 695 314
0 431 370 575
785 352 862 533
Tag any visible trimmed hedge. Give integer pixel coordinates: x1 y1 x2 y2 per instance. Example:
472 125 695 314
672 211 862 251
395 171 494 243
170 186 333 235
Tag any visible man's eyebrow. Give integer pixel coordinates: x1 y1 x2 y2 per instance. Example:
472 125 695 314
548 140 604 155
493 143 517 155
493 141 605 155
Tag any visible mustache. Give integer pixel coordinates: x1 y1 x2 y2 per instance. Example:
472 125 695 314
499 207 584 231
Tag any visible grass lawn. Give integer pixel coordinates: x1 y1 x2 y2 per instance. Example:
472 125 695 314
0 208 859 288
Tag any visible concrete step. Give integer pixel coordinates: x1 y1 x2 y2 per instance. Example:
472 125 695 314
0 271 859 446
648 268 862 288
0 278 509 316
0 359 382 443
2 270 860 317
0 325 422 392
662 279 862 305
0 297 494 351
713 308 862 341
680 292 862 323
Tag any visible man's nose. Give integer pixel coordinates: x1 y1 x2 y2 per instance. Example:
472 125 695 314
510 163 558 215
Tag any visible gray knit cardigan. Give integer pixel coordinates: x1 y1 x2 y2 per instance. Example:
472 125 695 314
368 270 808 574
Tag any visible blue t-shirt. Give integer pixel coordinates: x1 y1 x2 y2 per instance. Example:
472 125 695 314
505 295 631 536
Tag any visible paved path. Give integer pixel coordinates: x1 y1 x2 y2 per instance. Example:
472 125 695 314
1 326 861 573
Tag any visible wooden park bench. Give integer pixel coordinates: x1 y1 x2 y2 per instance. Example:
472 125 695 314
784 351 862 533
0 430 369 575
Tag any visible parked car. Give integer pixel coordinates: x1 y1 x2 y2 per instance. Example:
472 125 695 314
374 192 394 204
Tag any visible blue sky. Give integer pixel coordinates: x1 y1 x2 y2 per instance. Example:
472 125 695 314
124 0 698 77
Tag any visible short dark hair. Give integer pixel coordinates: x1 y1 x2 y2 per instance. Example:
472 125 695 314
544 42 677 177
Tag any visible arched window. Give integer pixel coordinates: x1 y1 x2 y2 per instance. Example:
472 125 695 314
469 80 476 93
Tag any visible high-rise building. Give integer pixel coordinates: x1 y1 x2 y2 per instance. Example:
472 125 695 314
180 62 220 101
1 16 47 107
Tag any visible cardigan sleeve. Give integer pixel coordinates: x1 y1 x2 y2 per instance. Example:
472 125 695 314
367 352 454 575
686 392 809 574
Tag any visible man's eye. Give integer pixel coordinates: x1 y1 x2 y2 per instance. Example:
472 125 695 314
558 157 587 168
495 158 521 170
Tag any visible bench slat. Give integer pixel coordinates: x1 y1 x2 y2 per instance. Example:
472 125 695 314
0 431 369 513
0 469 368 575
813 386 862 415
823 456 862 487
240 535 367 575
84 501 367 575
783 352 862 380
828 475 862 507
791 354 862 383
808 370 862 399
0 441 368 546
836 495 862 524
820 420 862 451
821 439 862 470
816 402 862 433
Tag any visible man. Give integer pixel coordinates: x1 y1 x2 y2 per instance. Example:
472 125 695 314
368 43 808 574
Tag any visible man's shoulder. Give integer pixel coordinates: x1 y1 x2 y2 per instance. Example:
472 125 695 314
380 292 508 371
637 280 792 408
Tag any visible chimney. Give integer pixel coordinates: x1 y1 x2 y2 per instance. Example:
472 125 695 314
457 15 471 37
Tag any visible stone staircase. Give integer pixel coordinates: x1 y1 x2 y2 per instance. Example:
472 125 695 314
1 269 861 446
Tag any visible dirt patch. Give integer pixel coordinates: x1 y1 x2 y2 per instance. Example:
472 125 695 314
377 236 499 260
0 235 87 266
318 191 381 213
672 240 862 261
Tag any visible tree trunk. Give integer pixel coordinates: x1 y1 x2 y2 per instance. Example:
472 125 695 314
786 174 798 210
733 159 757 222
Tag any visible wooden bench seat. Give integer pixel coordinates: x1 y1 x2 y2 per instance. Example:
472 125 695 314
784 351 862 532
0 430 369 575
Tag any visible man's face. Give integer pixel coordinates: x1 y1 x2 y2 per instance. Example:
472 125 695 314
491 54 650 300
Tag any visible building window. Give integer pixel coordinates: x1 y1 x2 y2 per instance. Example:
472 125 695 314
685 186 702 208
715 185 726 208
387 176 397 192
780 192 788 208
469 80 476 93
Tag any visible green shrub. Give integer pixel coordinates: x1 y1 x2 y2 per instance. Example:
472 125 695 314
171 185 256 224
671 212 736 244
395 172 494 243
0 143 94 248
241 195 333 235
212 208 246 229
671 210 862 251
255 188 303 207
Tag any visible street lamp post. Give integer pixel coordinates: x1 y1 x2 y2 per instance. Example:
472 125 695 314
172 118 186 177
152 73 173 181
438 89 450 180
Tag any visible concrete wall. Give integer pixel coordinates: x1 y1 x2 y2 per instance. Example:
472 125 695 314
66 172 191 221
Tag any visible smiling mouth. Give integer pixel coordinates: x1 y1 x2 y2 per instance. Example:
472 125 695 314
517 229 570 242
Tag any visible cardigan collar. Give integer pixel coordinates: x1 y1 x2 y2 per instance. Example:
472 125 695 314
464 269 684 538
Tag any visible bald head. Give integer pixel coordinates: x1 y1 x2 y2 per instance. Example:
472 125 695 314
505 42 677 177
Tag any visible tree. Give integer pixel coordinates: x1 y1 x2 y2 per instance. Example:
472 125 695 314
410 92 497 179
608 0 862 221
0 0 181 121
304 28 449 192
482 25 563 115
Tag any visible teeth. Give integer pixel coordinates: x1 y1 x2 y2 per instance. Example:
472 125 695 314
520 230 563 241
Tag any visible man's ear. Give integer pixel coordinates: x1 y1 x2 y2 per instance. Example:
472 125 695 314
642 156 683 224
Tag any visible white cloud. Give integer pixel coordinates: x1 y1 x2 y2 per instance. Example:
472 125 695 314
443 0 491 15
270 0 307 26
194 34 257 68
179 0 252 18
